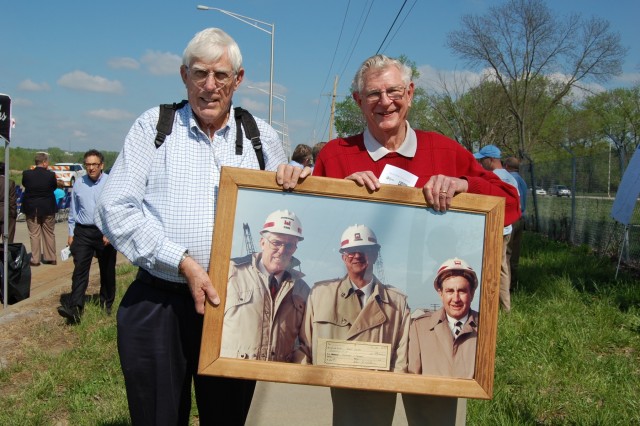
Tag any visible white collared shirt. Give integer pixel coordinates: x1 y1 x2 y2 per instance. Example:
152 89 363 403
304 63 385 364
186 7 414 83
351 278 374 306
95 103 286 283
258 257 286 288
363 121 417 161
446 313 469 337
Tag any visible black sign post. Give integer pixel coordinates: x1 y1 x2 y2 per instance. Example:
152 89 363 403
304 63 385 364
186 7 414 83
0 94 10 143
0 94 11 308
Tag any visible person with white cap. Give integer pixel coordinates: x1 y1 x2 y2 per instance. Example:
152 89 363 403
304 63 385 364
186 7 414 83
402 258 479 425
407 257 479 378
473 144 520 313
296 224 410 426
221 209 309 365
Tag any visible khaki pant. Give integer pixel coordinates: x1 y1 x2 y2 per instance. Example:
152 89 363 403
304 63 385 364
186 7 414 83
500 233 512 312
26 214 56 264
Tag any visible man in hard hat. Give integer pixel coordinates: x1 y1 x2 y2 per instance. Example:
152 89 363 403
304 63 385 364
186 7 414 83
221 209 309 365
403 257 479 425
407 258 479 378
297 224 410 426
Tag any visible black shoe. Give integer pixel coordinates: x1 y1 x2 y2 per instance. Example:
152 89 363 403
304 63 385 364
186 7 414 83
42 259 58 265
57 305 82 324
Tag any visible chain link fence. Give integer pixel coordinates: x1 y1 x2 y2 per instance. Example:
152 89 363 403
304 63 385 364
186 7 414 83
520 151 639 270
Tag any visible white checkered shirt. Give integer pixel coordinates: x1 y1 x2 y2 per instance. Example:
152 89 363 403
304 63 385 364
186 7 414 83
94 103 286 282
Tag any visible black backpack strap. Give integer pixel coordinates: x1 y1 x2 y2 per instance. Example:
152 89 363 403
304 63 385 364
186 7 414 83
234 107 265 170
155 100 188 149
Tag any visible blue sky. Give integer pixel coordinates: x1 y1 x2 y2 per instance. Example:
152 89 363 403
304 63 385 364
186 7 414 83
2 0 639 156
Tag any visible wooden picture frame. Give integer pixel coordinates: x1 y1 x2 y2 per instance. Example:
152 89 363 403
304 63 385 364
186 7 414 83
199 167 504 399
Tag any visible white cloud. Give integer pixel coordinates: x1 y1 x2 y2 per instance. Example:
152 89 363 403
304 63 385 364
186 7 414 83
613 72 640 86
87 109 135 121
140 50 182 76
73 130 88 138
415 65 485 95
108 57 140 70
415 65 616 103
12 98 33 106
57 71 124 94
18 79 51 92
239 97 267 113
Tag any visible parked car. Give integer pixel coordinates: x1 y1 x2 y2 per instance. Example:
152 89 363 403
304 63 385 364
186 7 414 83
548 184 571 197
534 186 547 196
51 163 86 187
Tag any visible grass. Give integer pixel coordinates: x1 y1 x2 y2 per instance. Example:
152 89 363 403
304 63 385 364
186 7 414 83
468 234 640 425
0 235 639 425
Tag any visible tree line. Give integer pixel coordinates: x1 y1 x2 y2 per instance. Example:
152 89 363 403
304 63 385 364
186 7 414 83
334 0 637 176
0 146 119 184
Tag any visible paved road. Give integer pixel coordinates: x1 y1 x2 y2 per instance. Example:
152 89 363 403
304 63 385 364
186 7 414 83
0 219 415 425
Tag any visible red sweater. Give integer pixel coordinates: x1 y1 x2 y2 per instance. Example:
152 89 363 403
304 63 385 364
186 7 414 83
313 131 521 226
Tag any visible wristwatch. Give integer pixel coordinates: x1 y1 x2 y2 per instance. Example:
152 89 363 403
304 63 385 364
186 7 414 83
178 251 190 270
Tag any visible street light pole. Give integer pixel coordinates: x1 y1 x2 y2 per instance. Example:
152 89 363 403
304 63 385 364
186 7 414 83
246 85 286 154
197 5 275 125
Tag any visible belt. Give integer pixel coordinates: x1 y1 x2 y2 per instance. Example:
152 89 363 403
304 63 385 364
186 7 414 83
76 223 99 230
136 268 191 295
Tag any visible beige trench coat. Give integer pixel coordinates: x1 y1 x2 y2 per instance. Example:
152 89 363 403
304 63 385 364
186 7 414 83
297 275 410 372
407 307 478 378
220 253 310 362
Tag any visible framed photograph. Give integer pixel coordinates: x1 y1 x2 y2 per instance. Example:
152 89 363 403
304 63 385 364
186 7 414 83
199 167 505 399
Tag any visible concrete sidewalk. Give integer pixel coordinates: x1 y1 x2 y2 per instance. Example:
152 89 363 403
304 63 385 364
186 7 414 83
0 219 411 425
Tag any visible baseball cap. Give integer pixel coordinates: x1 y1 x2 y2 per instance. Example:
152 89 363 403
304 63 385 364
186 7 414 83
473 144 501 159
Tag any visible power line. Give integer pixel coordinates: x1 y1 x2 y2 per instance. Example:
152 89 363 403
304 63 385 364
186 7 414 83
378 0 418 54
310 1 352 143
375 0 409 54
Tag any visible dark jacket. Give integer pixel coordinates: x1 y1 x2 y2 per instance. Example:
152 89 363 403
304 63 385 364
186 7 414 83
0 175 18 219
21 167 57 216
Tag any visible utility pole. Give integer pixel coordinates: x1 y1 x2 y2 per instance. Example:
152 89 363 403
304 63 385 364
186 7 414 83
329 75 338 141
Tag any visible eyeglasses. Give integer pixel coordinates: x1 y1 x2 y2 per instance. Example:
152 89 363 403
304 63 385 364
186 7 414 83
187 66 235 87
84 163 102 168
266 238 297 252
364 86 406 104
343 248 377 258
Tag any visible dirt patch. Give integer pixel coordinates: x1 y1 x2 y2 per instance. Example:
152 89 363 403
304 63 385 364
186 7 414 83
0 253 129 372
0 286 80 371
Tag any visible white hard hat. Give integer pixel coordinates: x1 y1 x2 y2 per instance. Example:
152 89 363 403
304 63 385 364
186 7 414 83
339 224 380 252
260 209 304 240
434 258 478 291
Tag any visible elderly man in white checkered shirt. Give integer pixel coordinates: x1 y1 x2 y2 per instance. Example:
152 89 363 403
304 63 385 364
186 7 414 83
95 28 304 426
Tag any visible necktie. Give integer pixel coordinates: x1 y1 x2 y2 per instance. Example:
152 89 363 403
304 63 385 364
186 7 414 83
454 320 463 337
355 289 364 308
269 275 278 299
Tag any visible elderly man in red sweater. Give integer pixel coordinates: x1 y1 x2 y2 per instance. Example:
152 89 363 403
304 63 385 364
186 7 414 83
278 54 519 426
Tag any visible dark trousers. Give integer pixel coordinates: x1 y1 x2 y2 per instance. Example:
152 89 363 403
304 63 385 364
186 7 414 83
331 388 397 426
118 272 256 426
69 224 117 310
402 394 461 426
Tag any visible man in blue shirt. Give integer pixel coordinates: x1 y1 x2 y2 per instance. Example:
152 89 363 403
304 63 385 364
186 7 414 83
57 149 115 323
95 28 303 426
474 145 520 313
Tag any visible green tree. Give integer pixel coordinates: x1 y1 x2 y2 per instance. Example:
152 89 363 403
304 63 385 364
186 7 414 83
446 0 627 156
581 85 640 171
423 75 517 152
